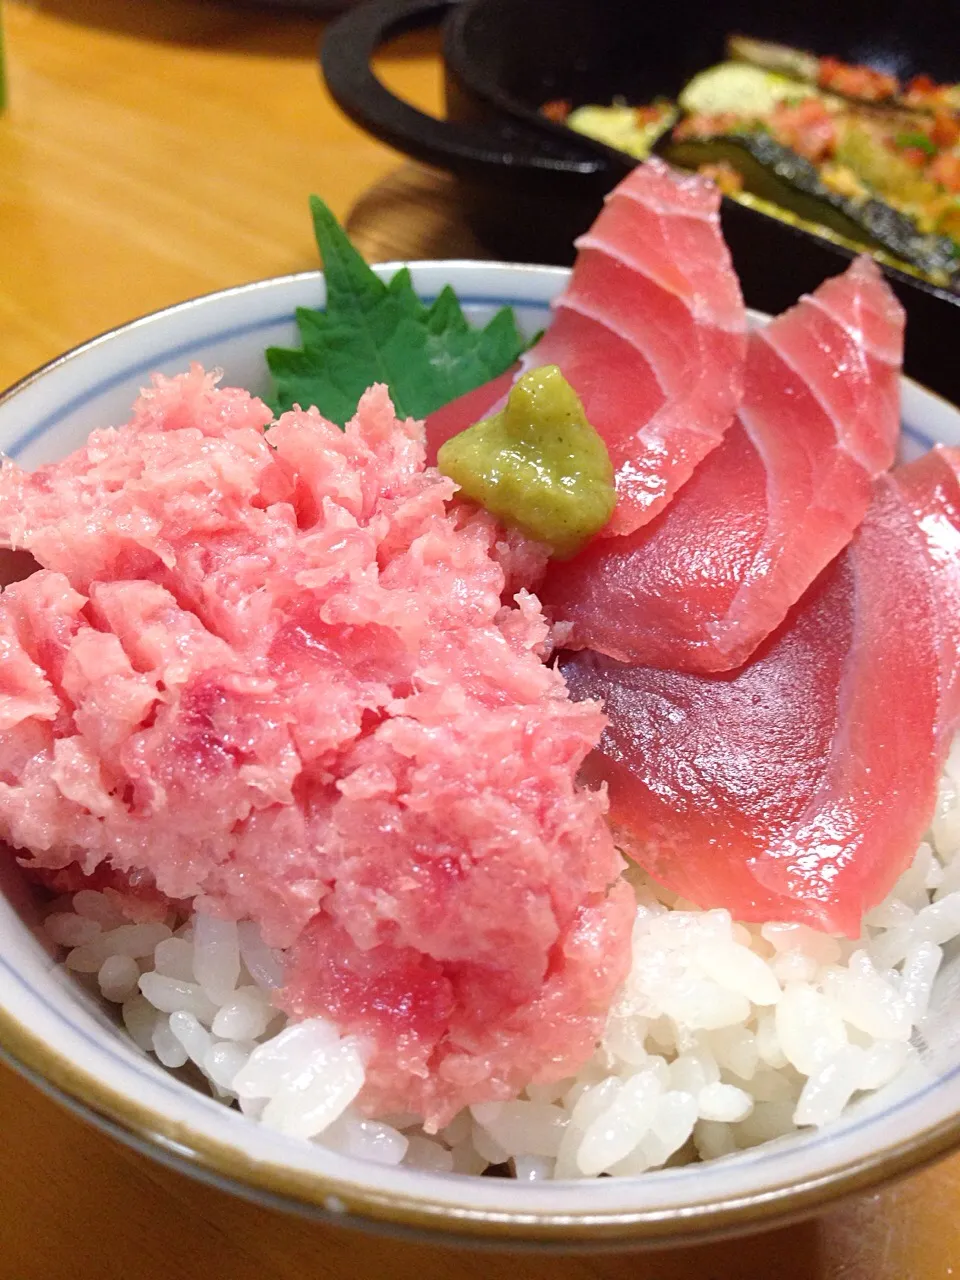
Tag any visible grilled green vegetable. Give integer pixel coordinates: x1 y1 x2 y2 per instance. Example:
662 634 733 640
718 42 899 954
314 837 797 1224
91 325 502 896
684 60 926 137
726 32 944 121
661 130 958 283
727 34 820 85
836 124 941 204
679 62 816 118
567 102 677 160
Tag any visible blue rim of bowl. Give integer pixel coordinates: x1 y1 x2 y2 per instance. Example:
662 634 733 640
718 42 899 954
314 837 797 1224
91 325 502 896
0 268 959 1247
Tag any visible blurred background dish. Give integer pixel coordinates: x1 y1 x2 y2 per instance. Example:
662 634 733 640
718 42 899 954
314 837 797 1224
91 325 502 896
322 0 960 399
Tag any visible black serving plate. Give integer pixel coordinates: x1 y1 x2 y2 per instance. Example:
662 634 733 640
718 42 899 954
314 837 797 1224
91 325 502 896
322 0 960 399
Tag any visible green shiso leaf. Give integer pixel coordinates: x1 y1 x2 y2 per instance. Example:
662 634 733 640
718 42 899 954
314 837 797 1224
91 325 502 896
266 197 527 424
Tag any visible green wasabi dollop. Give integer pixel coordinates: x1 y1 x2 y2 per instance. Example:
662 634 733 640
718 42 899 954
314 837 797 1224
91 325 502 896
437 364 616 558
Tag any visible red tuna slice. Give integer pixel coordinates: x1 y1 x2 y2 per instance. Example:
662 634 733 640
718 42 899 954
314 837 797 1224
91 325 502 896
543 256 904 673
560 447 960 935
426 159 746 536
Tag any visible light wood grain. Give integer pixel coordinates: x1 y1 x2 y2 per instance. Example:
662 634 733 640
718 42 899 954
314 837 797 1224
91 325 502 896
0 0 464 389
1 2 959 1276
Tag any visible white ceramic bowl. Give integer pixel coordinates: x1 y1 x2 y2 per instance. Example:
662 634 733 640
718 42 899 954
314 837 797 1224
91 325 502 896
1 263 959 1249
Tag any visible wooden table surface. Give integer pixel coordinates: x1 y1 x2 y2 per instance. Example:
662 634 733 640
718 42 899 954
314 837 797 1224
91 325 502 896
0 2 959 1276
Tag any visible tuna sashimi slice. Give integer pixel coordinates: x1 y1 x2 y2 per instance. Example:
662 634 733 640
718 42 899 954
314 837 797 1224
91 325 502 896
427 159 747 536
561 447 960 935
543 257 904 673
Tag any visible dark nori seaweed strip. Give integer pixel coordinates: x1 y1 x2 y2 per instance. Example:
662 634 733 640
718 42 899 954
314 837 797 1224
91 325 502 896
662 131 958 284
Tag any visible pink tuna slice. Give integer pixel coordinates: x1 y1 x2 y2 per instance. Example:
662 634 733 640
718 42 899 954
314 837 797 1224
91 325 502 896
426 159 747 536
561 447 960 936
0 367 631 1127
542 256 904 673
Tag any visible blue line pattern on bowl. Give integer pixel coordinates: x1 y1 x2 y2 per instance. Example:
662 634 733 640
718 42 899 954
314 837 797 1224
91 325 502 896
6 296 554 459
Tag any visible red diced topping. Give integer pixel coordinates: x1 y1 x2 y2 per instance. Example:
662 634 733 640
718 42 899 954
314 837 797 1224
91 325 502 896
818 56 899 102
931 151 960 191
769 97 838 162
541 99 571 123
932 110 960 148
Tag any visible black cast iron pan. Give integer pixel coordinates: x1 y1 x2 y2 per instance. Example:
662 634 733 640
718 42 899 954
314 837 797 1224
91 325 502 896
322 0 960 400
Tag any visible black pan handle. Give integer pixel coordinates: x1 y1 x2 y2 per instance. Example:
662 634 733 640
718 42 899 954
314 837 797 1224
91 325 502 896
321 0 609 179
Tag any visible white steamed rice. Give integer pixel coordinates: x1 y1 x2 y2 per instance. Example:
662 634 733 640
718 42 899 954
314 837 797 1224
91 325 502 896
40 734 960 1180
